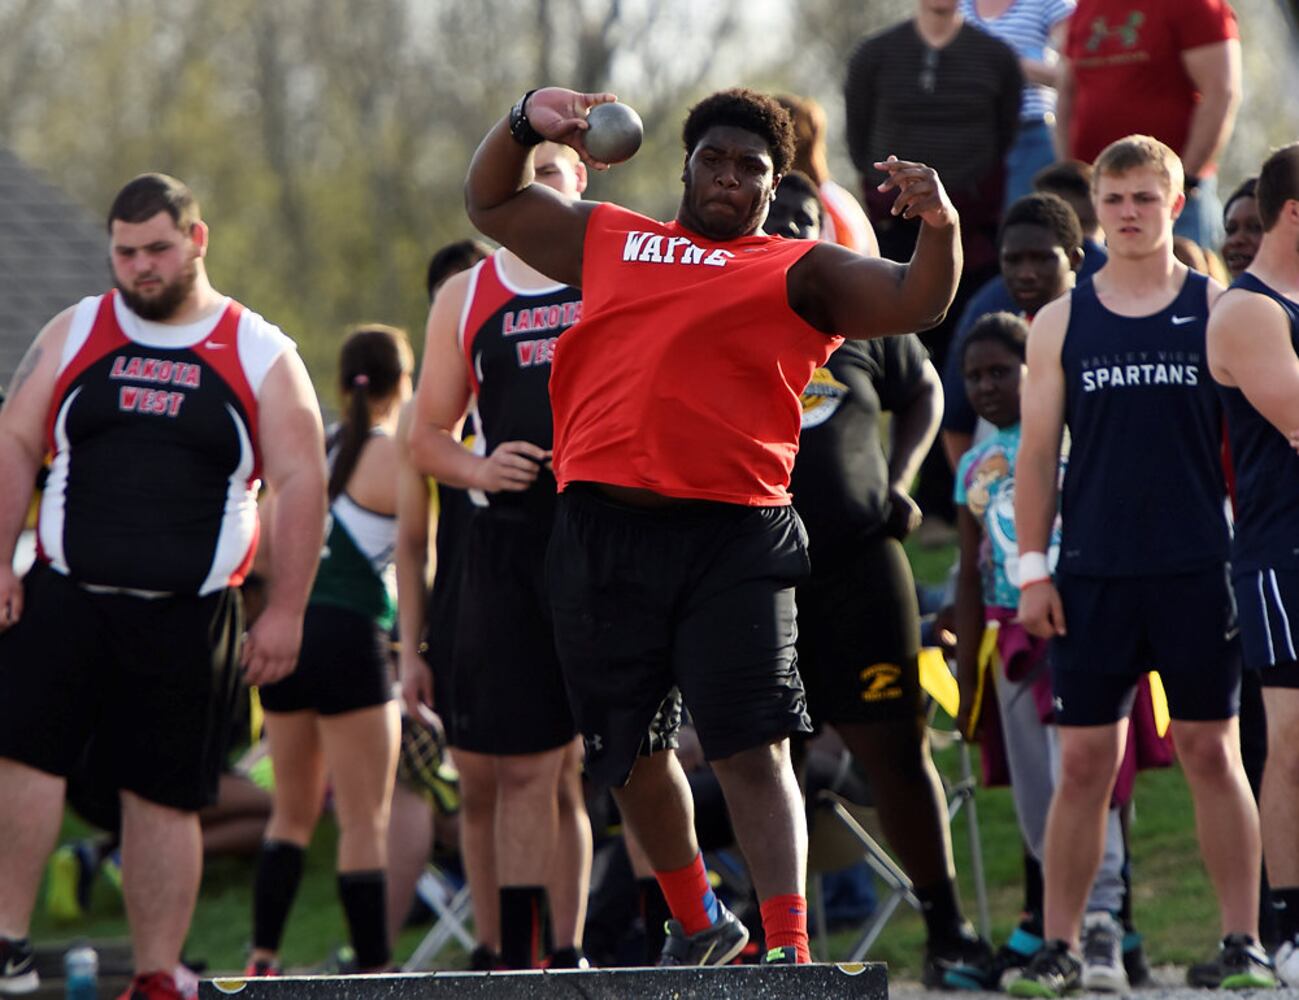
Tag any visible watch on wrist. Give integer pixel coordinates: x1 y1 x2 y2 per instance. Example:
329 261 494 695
509 90 545 147
1185 175 1201 192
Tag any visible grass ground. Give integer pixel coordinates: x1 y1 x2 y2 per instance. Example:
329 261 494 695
29 538 1218 976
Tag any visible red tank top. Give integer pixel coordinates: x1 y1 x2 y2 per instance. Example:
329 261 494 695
550 203 840 506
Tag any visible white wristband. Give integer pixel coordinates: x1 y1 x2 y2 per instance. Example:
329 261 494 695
1018 551 1051 585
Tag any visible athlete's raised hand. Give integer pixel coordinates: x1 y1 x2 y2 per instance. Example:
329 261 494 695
1018 579 1067 639
473 440 550 493
523 88 618 169
875 156 957 229
241 604 304 687
0 565 22 631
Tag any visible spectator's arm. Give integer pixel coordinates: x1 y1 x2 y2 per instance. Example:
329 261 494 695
943 430 975 472
1022 18 1069 86
1179 39 1241 180
1053 58 1074 160
884 358 943 539
888 360 944 494
1014 296 1069 637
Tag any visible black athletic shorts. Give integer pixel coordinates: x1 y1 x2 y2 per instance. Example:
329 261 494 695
0 562 242 812
548 484 813 789
1051 569 1240 725
446 510 575 755
797 533 924 726
258 603 393 716
1233 566 1299 686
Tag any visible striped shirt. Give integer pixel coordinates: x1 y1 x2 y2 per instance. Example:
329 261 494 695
845 20 1023 191
961 0 1076 122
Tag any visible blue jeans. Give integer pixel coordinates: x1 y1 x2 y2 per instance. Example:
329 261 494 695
1173 174 1224 251
1005 119 1056 211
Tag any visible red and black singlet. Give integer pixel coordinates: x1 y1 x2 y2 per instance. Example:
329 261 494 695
38 291 295 595
459 253 582 522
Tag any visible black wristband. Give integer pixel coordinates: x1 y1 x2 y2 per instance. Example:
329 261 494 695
509 90 545 147
1185 175 1201 192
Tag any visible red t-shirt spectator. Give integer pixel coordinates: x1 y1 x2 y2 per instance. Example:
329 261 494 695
1065 0 1238 165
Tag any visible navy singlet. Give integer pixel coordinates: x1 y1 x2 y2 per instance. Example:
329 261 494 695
1219 273 1299 572
1058 271 1227 576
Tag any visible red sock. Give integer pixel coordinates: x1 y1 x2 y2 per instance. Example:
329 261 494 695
654 854 720 935
760 893 810 963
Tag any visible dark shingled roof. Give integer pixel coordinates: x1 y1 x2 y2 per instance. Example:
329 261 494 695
0 148 107 387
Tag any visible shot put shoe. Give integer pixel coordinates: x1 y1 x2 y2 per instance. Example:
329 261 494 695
657 902 749 967
1186 933 1276 990
0 937 37 995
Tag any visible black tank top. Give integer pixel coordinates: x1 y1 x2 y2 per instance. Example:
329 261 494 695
1219 273 1299 572
459 254 581 524
1059 271 1227 576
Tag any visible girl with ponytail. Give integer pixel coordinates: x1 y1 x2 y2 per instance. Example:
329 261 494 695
250 324 413 976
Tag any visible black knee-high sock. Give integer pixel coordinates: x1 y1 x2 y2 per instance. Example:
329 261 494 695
1023 848 1044 927
338 870 390 971
252 841 305 953
639 877 672 963
915 878 966 947
500 886 546 970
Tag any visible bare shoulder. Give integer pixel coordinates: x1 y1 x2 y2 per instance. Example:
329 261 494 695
1204 274 1228 309
1209 284 1288 332
8 305 76 399
425 267 476 341
1030 293 1072 343
350 431 400 510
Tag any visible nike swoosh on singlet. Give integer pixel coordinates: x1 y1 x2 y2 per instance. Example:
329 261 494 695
1171 315 1197 325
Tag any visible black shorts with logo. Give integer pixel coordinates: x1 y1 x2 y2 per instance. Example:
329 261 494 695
796 533 924 725
0 562 242 812
445 509 575 756
548 484 813 789
1051 568 1240 725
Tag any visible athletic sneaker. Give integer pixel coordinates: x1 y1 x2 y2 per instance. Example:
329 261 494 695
1275 935 1299 987
1007 940 1082 998
1186 933 1276 990
46 842 97 923
657 904 749 967
761 946 799 964
0 937 37 995
997 915 1045 975
923 928 1000 990
1080 912 1128 993
116 971 185 1000
468 945 502 971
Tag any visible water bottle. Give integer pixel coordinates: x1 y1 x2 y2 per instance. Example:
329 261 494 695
64 944 98 1000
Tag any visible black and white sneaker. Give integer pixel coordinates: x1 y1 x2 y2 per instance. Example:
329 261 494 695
1081 912 1128 993
0 937 37 995
657 903 749 967
1187 933 1276 990
1007 939 1082 998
